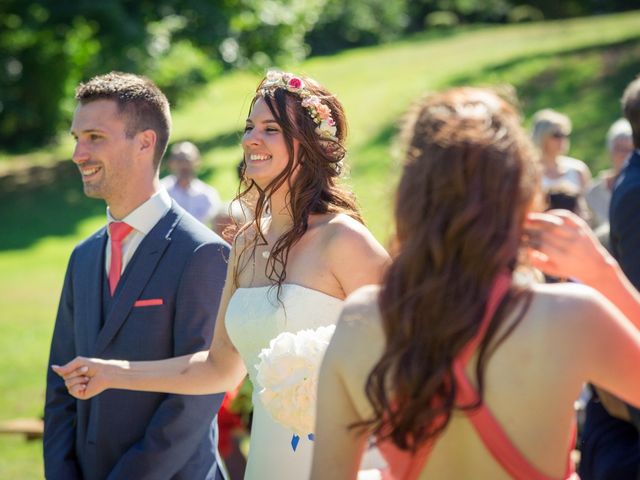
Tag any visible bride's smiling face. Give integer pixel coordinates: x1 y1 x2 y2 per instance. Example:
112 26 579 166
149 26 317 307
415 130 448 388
242 97 300 189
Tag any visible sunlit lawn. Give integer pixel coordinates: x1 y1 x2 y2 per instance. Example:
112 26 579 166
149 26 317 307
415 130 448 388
1 11 639 478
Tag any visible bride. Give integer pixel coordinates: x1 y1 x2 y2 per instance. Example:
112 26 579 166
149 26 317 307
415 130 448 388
54 70 390 479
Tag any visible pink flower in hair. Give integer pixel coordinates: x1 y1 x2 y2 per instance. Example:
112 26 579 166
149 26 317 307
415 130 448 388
287 77 304 92
315 104 331 120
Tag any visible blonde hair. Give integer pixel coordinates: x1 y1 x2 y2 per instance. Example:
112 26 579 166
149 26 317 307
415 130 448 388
531 108 571 149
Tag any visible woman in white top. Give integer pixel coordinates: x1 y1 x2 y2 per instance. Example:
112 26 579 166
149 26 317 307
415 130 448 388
531 108 592 195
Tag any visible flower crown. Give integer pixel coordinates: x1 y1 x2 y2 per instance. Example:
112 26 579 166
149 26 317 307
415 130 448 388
260 70 338 142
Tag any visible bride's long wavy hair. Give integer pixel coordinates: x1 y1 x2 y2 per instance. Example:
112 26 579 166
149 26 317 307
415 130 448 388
361 87 539 451
233 73 362 290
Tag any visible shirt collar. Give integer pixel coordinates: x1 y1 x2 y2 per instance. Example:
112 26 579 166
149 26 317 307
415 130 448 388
106 189 172 236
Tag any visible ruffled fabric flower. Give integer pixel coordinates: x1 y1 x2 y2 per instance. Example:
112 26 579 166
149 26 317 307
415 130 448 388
286 76 304 92
255 325 336 438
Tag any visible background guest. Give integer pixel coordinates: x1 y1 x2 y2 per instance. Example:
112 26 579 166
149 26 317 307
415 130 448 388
161 140 223 227
531 108 592 221
586 118 633 232
580 76 640 480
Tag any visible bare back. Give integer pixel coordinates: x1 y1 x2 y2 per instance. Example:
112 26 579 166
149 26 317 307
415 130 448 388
314 280 640 479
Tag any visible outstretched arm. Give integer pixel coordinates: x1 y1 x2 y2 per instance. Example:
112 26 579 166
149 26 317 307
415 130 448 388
54 244 247 399
525 209 640 330
107 241 229 479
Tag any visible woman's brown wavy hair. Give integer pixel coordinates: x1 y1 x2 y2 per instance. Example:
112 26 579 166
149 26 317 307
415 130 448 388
362 87 540 451
234 73 363 290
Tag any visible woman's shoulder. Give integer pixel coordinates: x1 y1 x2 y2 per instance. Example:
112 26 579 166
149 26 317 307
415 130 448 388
326 285 385 370
333 285 383 341
527 281 611 332
313 213 386 256
311 212 370 239
559 155 590 173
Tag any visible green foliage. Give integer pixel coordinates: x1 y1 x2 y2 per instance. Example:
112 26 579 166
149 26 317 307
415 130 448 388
220 0 327 68
305 0 409 55
1 1 638 150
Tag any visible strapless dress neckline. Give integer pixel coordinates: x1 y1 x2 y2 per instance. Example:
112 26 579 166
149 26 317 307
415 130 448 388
234 283 344 302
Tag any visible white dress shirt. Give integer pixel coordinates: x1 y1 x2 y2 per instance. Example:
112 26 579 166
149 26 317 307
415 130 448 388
160 175 222 225
105 189 172 276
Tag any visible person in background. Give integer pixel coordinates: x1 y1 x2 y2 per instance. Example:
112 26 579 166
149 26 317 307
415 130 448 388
531 108 592 221
585 118 633 231
579 76 640 480
161 141 223 227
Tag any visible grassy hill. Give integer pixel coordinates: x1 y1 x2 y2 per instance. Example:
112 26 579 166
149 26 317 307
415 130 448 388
1 11 639 478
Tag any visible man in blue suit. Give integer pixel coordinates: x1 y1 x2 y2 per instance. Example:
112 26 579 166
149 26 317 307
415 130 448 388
579 76 640 480
44 72 229 480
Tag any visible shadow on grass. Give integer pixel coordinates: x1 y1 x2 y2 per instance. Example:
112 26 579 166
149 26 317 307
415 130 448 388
0 161 104 251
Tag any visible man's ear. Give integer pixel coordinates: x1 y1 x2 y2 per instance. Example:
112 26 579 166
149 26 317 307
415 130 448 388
136 129 157 160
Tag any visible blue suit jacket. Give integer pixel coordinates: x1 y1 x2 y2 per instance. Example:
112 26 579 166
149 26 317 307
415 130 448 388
610 150 640 288
44 202 229 480
579 149 640 480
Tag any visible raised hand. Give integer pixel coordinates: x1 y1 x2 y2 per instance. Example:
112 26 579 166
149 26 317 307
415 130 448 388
524 209 613 284
52 357 126 399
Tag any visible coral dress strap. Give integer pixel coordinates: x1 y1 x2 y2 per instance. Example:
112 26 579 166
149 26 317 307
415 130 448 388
378 273 511 480
379 273 577 480
452 272 577 480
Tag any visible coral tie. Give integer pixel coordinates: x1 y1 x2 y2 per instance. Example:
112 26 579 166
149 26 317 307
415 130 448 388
108 222 133 296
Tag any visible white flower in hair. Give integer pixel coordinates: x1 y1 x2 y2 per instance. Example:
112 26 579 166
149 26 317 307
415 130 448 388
260 70 339 142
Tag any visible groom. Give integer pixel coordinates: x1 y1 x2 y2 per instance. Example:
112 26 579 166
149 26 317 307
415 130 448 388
44 72 229 479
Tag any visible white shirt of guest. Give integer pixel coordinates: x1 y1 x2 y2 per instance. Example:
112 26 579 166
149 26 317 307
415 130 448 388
160 175 222 225
105 189 172 276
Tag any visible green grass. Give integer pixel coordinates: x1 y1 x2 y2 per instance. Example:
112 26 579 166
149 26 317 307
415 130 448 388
1 11 640 477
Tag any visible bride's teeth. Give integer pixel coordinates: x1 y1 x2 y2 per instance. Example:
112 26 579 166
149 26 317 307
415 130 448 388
250 154 270 161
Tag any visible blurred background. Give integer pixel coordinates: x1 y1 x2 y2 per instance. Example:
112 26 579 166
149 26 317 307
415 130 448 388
1 1 639 477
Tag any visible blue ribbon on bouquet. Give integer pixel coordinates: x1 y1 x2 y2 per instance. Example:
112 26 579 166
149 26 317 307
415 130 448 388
291 433 315 451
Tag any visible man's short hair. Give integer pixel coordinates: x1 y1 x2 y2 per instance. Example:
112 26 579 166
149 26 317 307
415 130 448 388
75 72 171 169
622 76 640 148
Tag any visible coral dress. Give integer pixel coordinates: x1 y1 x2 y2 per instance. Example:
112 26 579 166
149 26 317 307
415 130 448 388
378 274 578 480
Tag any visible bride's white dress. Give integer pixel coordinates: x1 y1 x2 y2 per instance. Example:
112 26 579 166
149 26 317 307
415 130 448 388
225 284 343 480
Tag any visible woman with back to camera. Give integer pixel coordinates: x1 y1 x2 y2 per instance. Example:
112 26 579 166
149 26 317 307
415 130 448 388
311 87 640 480
54 70 389 479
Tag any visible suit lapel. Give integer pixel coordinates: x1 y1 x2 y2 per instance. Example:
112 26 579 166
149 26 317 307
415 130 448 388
84 229 107 356
615 150 640 190
94 207 182 355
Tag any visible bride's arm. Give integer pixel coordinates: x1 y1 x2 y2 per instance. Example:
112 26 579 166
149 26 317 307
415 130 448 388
54 245 247 398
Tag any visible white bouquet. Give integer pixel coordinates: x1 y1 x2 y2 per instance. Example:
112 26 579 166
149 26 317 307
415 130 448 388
255 325 336 438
